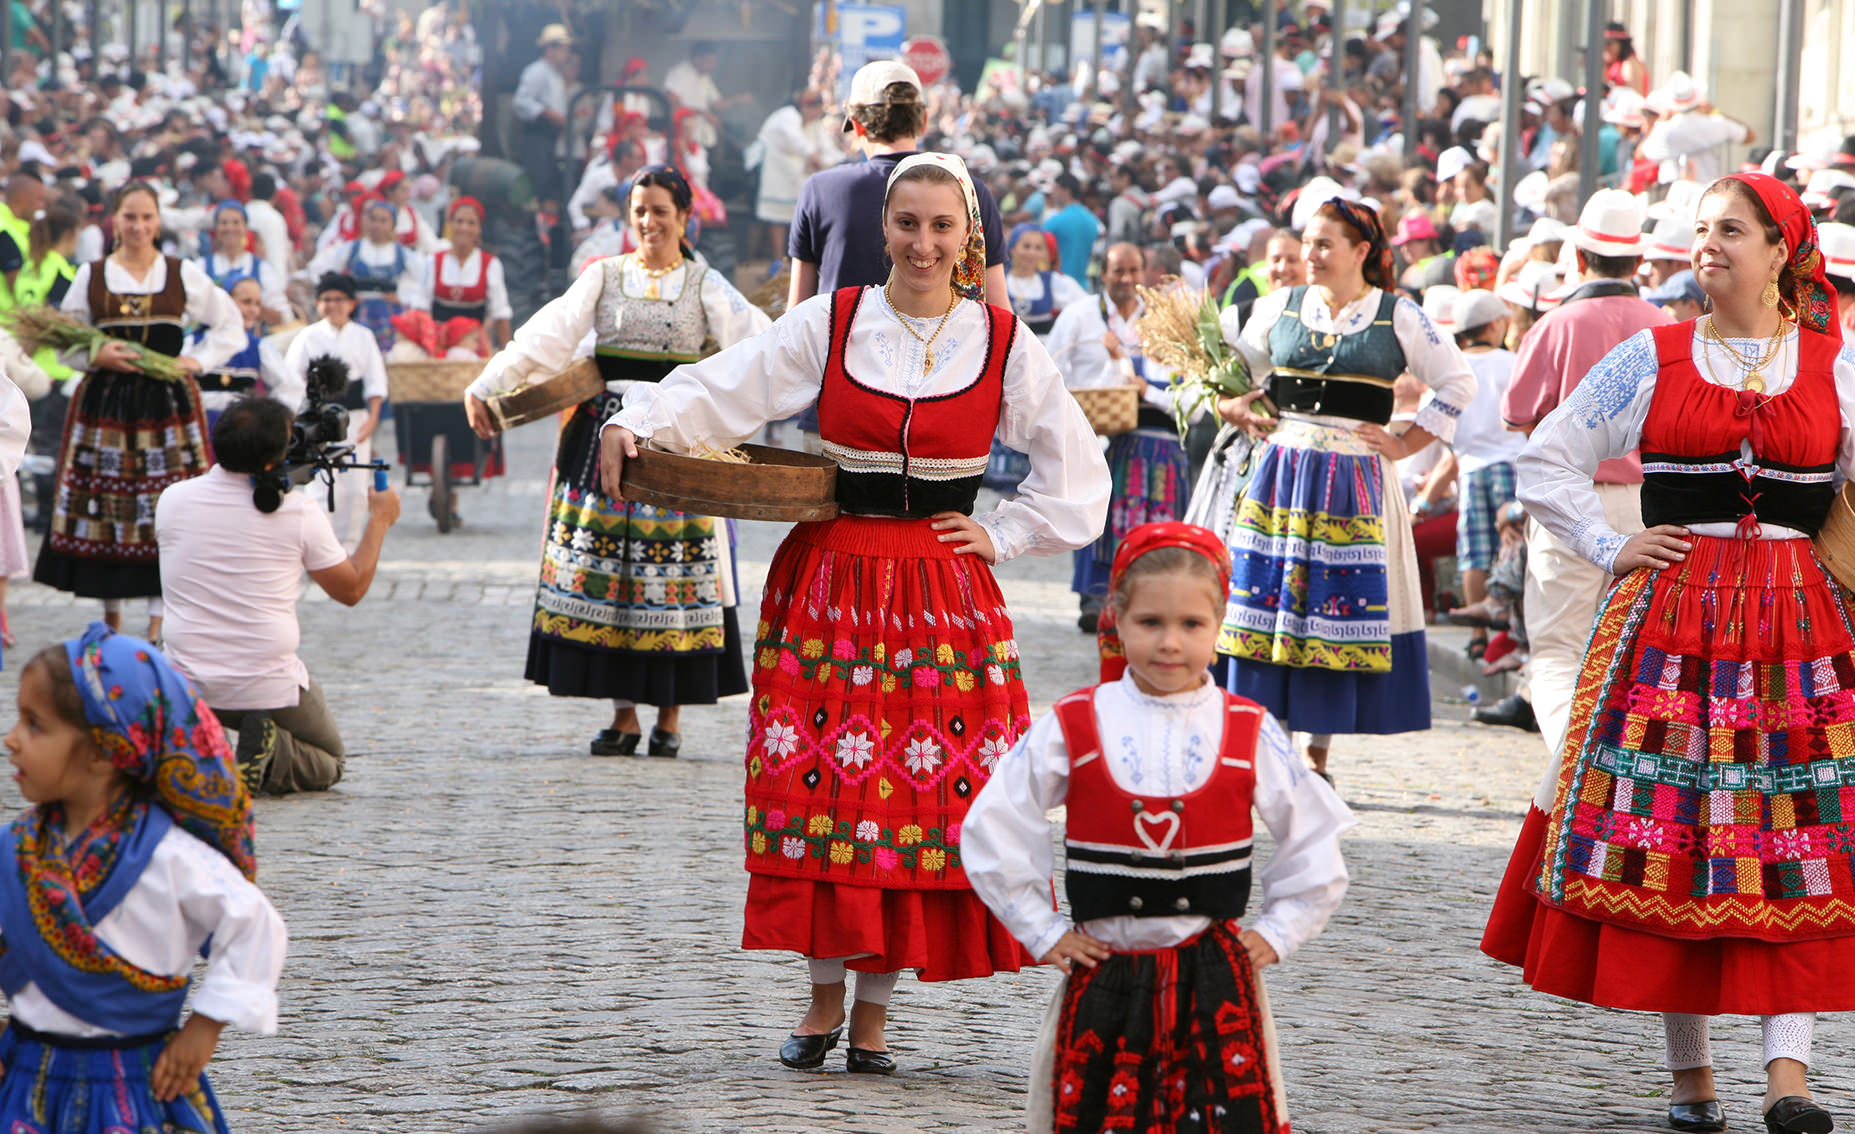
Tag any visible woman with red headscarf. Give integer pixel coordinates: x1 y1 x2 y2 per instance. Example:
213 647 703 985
1484 172 1855 1134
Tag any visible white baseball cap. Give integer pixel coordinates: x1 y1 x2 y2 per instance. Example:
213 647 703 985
1820 222 1855 280
843 60 922 131
1435 146 1473 184
1421 285 1461 331
1453 288 1511 332
1506 216 1570 255
1571 188 1651 257
1207 184 1242 211
1498 260 1566 311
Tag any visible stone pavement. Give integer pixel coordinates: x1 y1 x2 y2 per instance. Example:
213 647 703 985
2 422 1846 1134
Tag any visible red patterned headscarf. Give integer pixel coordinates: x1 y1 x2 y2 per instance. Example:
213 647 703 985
1715 171 1840 340
1096 522 1234 683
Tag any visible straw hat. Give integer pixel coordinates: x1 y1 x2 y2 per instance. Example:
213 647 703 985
536 24 572 48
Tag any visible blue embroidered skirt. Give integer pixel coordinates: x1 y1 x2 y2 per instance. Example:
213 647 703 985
0 1024 230 1134
1071 427 1191 599
1216 420 1429 735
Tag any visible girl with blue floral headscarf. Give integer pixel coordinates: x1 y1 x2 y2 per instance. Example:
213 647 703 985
0 623 286 1133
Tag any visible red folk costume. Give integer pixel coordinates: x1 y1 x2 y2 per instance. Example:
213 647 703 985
1484 172 1855 1014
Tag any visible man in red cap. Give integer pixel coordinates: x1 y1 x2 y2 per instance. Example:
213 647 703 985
1493 189 1671 744
1392 211 1450 291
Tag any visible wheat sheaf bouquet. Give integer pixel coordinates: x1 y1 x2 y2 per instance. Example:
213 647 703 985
2 305 191 380
1132 282 1274 439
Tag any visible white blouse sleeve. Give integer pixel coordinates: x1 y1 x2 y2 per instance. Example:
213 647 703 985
485 256 513 323
61 263 94 322
180 260 247 373
467 263 606 399
356 330 389 402
1514 329 1660 572
984 325 1113 562
699 267 773 350
607 292 832 448
0 368 30 478
1247 712 1355 963
400 254 431 314
962 711 1072 961
172 835 288 1035
1050 272 1089 312
305 240 347 284
1391 295 1476 443
260 339 302 412
1836 343 1855 481
257 261 289 318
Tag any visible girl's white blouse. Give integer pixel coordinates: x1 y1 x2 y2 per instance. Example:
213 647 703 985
7 825 287 1038
1517 326 1855 572
62 258 245 374
607 288 1112 564
963 672 1354 961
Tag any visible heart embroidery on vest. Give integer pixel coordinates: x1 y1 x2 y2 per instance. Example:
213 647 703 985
1134 809 1180 853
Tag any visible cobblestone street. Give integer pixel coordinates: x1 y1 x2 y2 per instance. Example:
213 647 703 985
4 422 1846 1134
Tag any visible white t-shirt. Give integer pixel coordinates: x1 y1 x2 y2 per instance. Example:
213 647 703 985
155 465 349 709
1453 348 1527 475
1639 111 1750 184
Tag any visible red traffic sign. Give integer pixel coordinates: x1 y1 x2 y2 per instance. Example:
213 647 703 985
902 36 952 86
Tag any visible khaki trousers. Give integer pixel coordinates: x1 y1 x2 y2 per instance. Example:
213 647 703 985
214 678 347 795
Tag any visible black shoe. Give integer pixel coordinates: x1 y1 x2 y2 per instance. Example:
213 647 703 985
845 1046 897 1075
648 727 681 758
1472 694 1540 733
235 714 277 796
1669 1100 1727 1132
1765 1096 1834 1134
777 1027 841 1070
590 729 641 757
1446 603 1511 630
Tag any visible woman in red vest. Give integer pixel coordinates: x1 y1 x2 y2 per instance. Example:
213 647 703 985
600 153 1109 1073
1484 172 1855 1134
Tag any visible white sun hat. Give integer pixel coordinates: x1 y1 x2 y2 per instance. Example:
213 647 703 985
1642 214 1695 262
1498 259 1566 311
1570 188 1651 257
1820 222 1855 279
1421 285 1461 332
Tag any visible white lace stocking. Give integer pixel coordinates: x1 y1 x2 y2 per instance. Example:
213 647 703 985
1663 1013 1712 1071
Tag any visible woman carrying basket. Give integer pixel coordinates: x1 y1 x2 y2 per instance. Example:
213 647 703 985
1483 173 1855 1134
466 166 769 758
1217 197 1474 782
600 153 1108 1073
33 182 244 642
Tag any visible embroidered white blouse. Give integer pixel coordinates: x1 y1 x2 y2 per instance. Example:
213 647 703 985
963 672 1354 962
468 256 770 400
605 288 1113 564
61 258 245 375
1222 285 1476 444
7 825 288 1038
1517 326 1855 572
403 248 514 323
188 250 289 320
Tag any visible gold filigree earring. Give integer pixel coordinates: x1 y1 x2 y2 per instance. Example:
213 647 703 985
1763 272 1782 308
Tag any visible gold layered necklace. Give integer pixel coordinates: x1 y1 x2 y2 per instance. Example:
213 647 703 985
885 284 958 373
633 253 682 301
1703 315 1787 393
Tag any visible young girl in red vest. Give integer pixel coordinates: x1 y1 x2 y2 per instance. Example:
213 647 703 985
599 153 1109 1071
965 522 1353 1134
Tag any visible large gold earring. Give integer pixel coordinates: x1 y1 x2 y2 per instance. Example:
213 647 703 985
1763 273 1782 308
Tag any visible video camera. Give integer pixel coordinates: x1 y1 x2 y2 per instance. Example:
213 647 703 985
252 354 388 513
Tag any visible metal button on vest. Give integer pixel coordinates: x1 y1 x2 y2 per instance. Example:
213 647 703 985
1169 850 1185 864
1170 799 1185 813
1128 896 1144 911
1174 897 1191 911
1131 799 1144 812
1129 851 1143 864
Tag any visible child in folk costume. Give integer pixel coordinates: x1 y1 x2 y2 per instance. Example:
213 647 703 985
306 197 415 353
600 153 1109 1071
965 522 1353 1134
283 274 387 550
0 624 286 1132
192 277 292 426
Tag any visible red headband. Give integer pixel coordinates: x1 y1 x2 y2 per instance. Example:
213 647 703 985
448 195 484 220
1097 523 1233 683
1719 172 1839 340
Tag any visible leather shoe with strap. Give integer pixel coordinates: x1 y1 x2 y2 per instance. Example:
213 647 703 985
777 1027 841 1070
1764 1096 1834 1134
1668 1099 1726 1132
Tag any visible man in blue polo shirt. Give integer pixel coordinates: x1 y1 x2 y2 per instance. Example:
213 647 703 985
1041 173 1100 287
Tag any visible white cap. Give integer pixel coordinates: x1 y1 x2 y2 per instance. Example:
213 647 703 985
1290 176 1358 232
1220 27 1254 57
1207 184 1241 211
1643 214 1694 262
1098 71 1123 95
1497 259 1566 311
1602 86 1647 129
1435 145 1473 184
1453 198 1498 235
844 59 922 123
1821 222 1855 279
1453 288 1511 332
1186 42 1215 70
1649 70 1704 114
1647 178 1704 222
1512 169 1550 212
1527 77 1574 111
1802 168 1855 210
1571 188 1650 256
1176 113 1210 135
1421 285 1461 330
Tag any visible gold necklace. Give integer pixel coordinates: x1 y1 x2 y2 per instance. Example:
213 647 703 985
1703 315 1786 393
885 284 958 373
634 253 682 300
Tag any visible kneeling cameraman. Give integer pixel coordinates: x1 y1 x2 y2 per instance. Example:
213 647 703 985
156 397 401 794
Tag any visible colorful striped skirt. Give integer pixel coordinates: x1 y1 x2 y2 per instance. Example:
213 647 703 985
0 1023 230 1134
1484 536 1855 1013
1217 420 1429 735
525 394 746 706
1072 426 1191 599
33 368 210 599
741 514 1032 981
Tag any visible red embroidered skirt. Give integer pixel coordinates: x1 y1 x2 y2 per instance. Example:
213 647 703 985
741 515 1033 981
1051 923 1286 1134
1483 537 1855 1013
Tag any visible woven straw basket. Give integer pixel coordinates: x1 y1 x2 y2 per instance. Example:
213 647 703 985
1071 385 1139 436
386 360 486 404
1815 482 1855 593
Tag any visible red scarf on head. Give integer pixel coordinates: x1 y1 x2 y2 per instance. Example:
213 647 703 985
1096 522 1234 683
1718 171 1840 340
